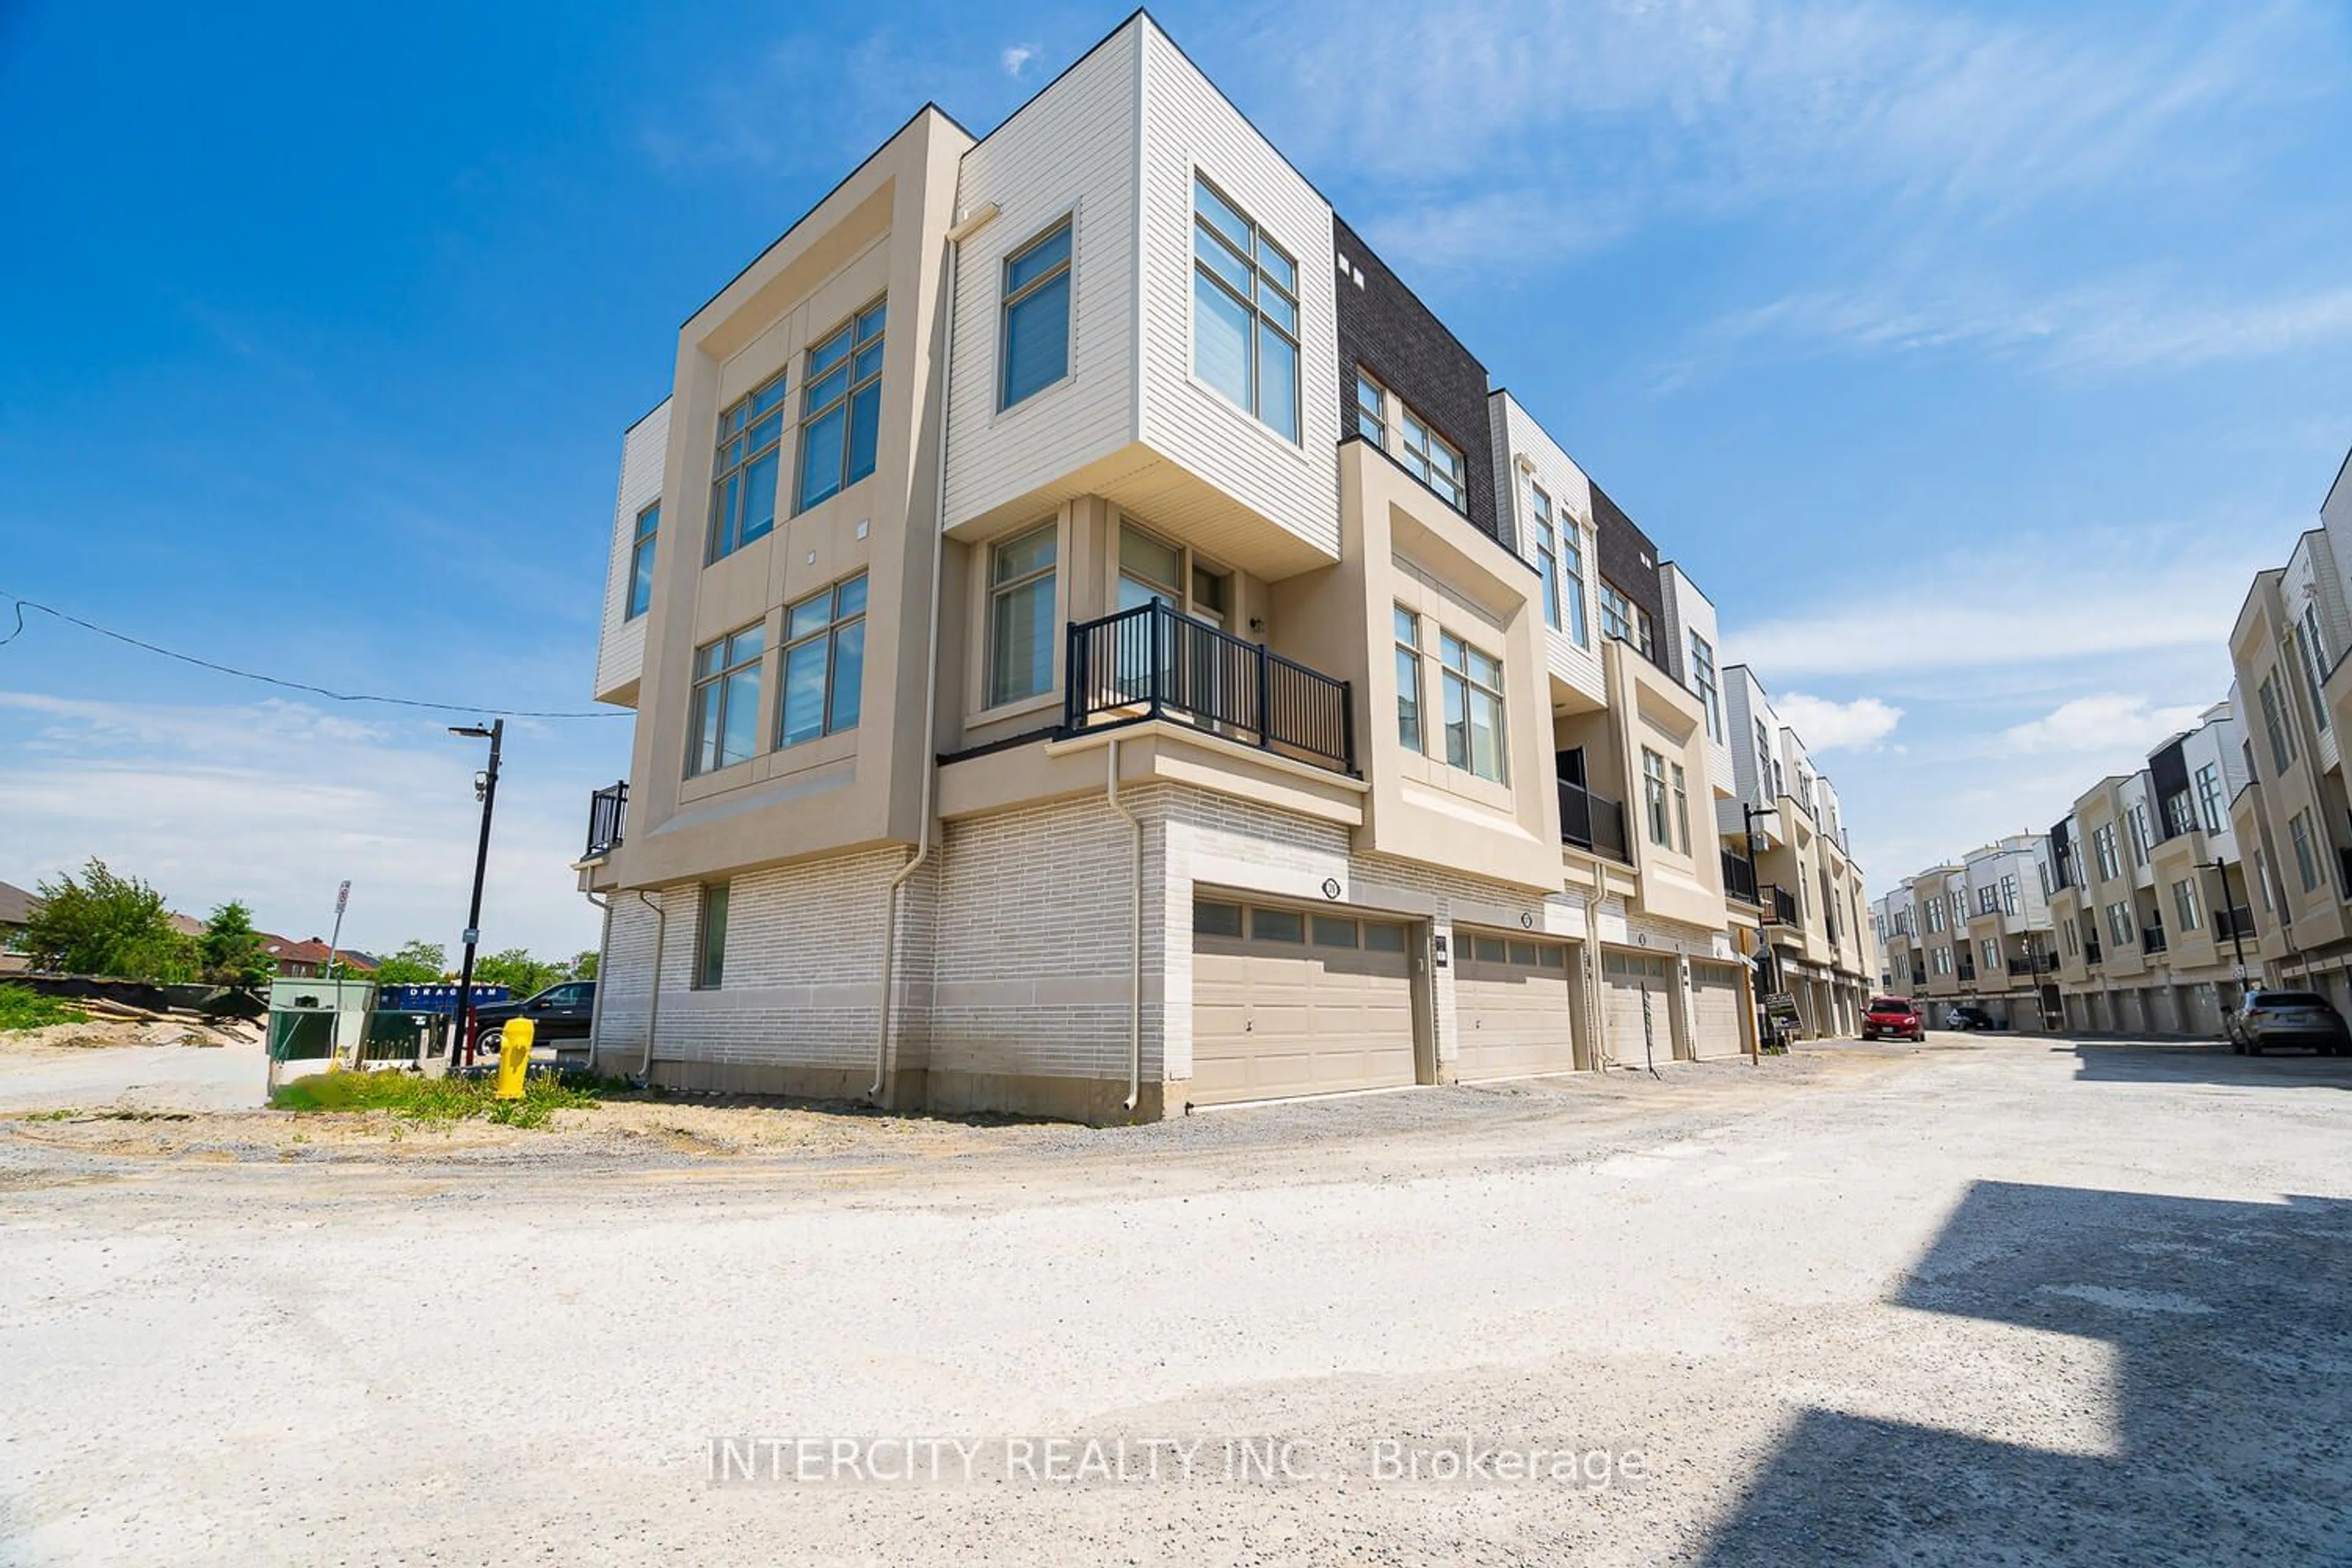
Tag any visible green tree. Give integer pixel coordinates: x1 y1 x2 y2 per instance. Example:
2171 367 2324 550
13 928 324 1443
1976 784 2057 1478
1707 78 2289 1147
370 940 448 986
197 901 273 989
18 859 197 980
569 950 598 981
472 948 563 998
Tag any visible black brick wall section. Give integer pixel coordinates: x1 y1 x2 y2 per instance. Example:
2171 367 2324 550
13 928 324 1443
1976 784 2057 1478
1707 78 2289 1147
1331 216 1501 548
1589 480 1675 679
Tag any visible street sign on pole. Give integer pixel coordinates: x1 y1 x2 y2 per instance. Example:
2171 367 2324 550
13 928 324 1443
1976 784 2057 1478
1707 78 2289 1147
335 880 350 916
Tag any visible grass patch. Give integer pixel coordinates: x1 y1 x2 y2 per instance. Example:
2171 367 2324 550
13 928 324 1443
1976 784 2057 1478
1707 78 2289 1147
270 1068 609 1130
0 986 89 1033
19 1107 81 1121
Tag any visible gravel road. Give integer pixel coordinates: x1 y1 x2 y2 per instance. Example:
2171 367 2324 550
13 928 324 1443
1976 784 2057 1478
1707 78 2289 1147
2 1035 2347 1566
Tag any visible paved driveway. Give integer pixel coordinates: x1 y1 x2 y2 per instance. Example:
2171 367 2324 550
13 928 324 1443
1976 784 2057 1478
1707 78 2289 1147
1 1035 2346 1565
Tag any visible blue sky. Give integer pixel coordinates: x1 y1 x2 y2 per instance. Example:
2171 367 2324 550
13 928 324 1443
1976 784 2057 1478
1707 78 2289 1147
2 0 2349 955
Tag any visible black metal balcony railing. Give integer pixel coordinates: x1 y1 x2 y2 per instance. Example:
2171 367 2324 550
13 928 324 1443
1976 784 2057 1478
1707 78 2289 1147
2007 955 2059 978
1910 967 1929 988
2085 938 2103 966
2143 927 2168 956
2215 906 2256 941
1721 848 1760 904
1063 602 1355 774
1765 885 1799 925
584 780 628 859
1558 778 1631 864
1957 959 1977 982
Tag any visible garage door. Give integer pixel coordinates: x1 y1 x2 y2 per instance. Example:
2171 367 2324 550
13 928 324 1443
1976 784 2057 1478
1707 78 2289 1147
2186 983 2223 1037
1687 961 1745 1058
2149 985 2183 1035
1191 897 1417 1106
1600 951 1674 1069
2116 989 2147 1035
1454 932 1577 1080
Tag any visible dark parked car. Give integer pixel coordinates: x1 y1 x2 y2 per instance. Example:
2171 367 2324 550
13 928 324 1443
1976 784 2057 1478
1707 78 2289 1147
2228 990 2351 1055
473 981 596 1049
1947 1005 2002 1032
1863 996 1924 1042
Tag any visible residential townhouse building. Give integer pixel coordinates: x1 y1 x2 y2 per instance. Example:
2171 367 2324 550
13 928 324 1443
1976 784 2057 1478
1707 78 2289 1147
1715 665 1876 1039
1898 702 2248 1036
571 14 1873 1120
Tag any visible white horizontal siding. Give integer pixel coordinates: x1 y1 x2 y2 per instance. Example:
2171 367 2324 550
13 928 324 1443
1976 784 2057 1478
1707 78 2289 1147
594 399 670 703
1134 21 1340 560
1489 391 1605 706
943 23 1139 530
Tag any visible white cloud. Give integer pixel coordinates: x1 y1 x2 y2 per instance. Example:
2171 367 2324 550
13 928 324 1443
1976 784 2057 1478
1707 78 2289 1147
0 692 607 960
1999 694 2211 756
1000 44 1036 78
1777 693 1904 752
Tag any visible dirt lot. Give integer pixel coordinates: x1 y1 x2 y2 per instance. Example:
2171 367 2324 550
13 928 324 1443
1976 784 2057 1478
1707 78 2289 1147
2 1033 2348 1565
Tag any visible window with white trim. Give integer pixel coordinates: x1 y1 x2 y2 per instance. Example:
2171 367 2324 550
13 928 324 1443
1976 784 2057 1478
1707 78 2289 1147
1193 176 1299 440
986 523 1057 708
1357 370 1464 509
1001 219 1072 410
694 883 729 989
2172 876 2202 932
1642 749 1670 847
626 502 660 619
2195 762 2226 835
1439 630 1506 782
1394 606 1423 754
1689 632 1720 742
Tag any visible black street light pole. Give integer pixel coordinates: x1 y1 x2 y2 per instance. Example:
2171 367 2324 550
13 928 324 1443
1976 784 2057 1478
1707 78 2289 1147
450 719 503 1069
2201 858 2248 978
1742 799 1781 1049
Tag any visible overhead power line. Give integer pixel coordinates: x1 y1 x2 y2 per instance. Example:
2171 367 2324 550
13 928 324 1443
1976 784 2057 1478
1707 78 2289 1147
0 590 627 720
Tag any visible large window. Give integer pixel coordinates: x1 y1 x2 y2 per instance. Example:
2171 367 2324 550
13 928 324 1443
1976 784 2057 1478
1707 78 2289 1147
2001 874 2019 915
707 374 786 563
1531 486 1560 631
798 300 886 511
1192 176 1299 440
695 883 729 989
2260 674 2295 773
2291 810 2320 892
1600 582 1634 644
687 622 766 776
1671 761 1691 852
1439 631 1506 782
2127 802 2152 865
777 575 867 748
1689 633 1720 741
2107 901 2134 946
1394 606 1423 753
986 523 1057 708
626 502 660 619
2195 762 2225 834
1642 749 1671 847
1357 371 1463 509
1001 219 1072 409
1559 520 1589 646
2173 877 2203 933
2092 823 2120 882
2300 606 2331 733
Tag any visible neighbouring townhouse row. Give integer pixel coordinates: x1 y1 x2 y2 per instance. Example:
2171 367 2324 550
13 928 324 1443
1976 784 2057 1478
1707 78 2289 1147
570 13 1879 1120
1875 441 2352 1038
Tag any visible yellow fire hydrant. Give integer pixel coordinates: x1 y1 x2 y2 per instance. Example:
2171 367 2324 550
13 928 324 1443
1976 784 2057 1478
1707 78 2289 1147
495 1018 534 1101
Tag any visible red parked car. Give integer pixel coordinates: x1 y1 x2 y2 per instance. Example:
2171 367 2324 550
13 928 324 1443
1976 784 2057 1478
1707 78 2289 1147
1863 996 1924 1042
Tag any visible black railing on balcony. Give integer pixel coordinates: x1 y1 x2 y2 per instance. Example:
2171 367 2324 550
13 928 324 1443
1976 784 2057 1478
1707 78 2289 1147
1910 967 1929 988
1558 778 1630 864
2085 938 2103 966
1764 884 1799 925
2143 926 2168 955
2215 906 2256 941
1957 958 1977 982
1721 848 1760 904
1063 602 1354 774
584 780 627 859
2007 955 2059 978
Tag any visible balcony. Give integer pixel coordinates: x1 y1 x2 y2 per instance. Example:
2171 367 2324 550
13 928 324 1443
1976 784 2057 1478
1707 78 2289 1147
1721 848 1760 905
2007 955 2058 978
1910 968 1929 989
1063 603 1354 775
584 780 627 860
2085 938 2103 967
1763 884 1800 925
2215 906 2256 941
1558 778 1630 864
1957 958 1977 983
2143 926 2168 956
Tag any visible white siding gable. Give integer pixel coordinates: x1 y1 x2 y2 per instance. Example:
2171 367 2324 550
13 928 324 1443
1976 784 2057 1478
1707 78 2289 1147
594 399 670 704
944 23 1139 529
1134 21 1340 558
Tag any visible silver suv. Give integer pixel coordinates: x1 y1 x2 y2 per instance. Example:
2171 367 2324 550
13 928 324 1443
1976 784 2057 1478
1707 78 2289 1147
2228 990 2351 1056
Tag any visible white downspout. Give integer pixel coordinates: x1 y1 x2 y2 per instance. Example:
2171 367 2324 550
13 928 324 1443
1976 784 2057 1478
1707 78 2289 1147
1106 737 1144 1114
635 889 667 1080
581 889 611 1074
871 214 968 1102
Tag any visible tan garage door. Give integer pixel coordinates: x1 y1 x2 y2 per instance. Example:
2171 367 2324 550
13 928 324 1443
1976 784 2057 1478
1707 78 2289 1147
1601 951 1673 1069
1191 897 1417 1106
1688 960 1744 1059
1454 932 1577 1080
